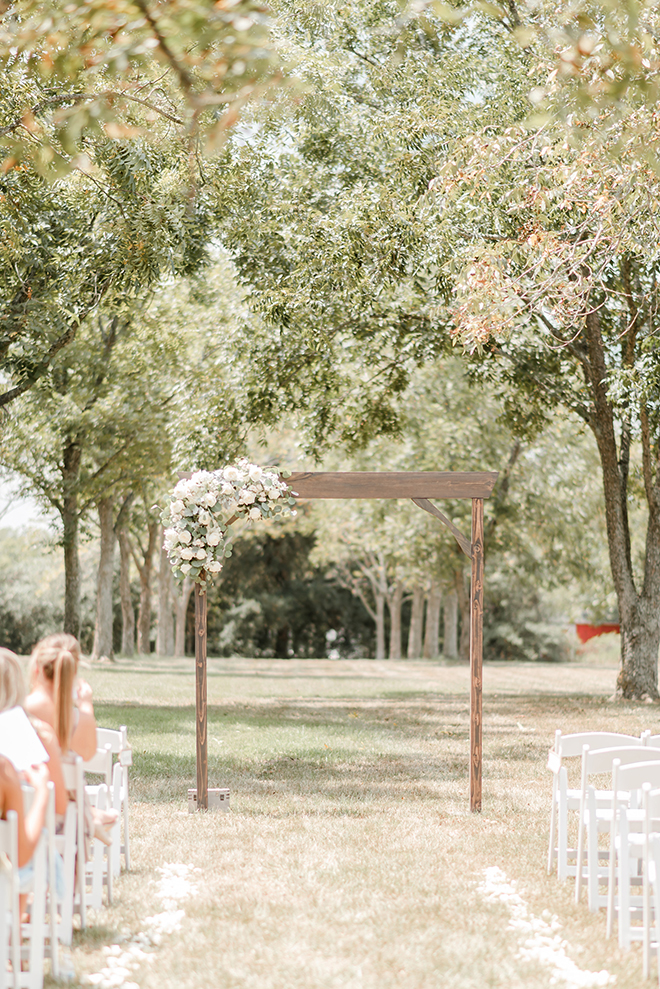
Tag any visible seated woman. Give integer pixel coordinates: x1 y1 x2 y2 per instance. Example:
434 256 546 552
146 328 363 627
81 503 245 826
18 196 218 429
25 634 117 845
0 649 52 920
0 647 67 819
25 634 97 763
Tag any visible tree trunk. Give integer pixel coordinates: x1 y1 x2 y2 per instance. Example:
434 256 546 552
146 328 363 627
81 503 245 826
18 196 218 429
136 521 159 655
62 438 82 638
91 497 115 660
407 584 425 659
455 566 470 663
375 593 386 660
156 536 174 656
118 527 135 655
388 580 404 660
423 582 442 659
443 587 459 659
173 578 193 657
582 308 660 698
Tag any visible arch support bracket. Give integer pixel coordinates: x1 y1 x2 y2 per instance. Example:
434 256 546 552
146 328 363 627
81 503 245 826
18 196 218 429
411 497 472 559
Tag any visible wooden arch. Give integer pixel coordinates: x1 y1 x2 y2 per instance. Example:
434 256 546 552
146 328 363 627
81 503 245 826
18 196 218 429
192 470 498 813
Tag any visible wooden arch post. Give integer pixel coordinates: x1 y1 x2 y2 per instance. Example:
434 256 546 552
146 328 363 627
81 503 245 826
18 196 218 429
187 469 497 813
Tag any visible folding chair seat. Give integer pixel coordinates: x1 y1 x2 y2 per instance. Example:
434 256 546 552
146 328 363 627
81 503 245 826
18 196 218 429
96 726 132 875
606 764 660 953
576 745 660 911
547 731 644 880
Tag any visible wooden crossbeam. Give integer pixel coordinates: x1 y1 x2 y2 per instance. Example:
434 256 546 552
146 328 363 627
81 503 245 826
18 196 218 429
289 471 498 500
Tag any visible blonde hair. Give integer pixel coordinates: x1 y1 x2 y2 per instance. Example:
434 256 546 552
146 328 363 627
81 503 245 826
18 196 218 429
0 648 26 713
30 634 80 750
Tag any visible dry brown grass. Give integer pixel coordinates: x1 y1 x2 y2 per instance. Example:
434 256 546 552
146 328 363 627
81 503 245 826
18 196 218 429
58 641 660 989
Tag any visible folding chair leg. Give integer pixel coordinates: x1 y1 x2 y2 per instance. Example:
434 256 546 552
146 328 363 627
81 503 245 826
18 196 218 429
123 768 130 871
548 779 558 875
575 815 586 903
587 812 600 912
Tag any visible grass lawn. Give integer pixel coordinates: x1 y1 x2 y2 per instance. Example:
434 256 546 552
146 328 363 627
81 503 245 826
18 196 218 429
56 640 659 989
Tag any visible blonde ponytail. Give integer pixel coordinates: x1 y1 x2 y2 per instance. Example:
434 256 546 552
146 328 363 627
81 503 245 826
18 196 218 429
30 634 81 751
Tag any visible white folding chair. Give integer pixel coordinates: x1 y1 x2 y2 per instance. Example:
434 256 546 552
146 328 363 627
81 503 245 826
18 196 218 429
0 809 21 989
21 785 58 982
646 824 660 985
574 744 659 910
82 744 113 909
96 726 132 874
606 763 660 950
547 731 644 880
60 757 86 937
16 786 48 989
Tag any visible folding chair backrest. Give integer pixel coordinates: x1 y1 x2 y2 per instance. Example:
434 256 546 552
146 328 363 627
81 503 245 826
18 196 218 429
644 786 660 823
558 732 643 759
0 810 20 989
96 728 121 754
83 744 113 787
644 735 660 749
583 745 652 777
614 760 660 797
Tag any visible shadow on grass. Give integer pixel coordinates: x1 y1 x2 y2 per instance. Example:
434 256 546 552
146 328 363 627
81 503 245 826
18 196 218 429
92 693 569 805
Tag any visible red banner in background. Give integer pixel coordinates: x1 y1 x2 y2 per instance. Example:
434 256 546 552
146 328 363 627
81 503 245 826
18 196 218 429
575 623 620 644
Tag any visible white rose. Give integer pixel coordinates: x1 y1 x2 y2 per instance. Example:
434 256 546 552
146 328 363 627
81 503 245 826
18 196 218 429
248 465 263 481
180 548 194 560
207 561 223 573
198 510 211 526
180 563 192 573
267 488 280 500
221 482 234 495
202 492 217 508
179 530 192 544
207 531 221 546
194 539 203 547
172 499 185 514
196 549 207 560
249 507 262 521
164 527 179 545
239 489 256 504
224 467 239 481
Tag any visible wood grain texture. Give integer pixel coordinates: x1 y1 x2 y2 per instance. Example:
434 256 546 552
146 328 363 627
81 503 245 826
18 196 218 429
289 471 498 499
195 583 208 812
470 498 484 814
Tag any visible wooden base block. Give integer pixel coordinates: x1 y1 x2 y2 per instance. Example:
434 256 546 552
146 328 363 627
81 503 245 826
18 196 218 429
188 788 230 813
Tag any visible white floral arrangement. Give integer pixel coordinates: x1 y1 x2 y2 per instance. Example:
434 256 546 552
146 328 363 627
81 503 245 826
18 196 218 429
162 460 297 587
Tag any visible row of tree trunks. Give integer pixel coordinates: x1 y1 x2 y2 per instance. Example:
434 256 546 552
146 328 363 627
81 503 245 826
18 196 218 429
90 511 193 658
423 583 442 659
407 585 425 659
91 497 115 660
118 527 135 655
398 582 462 660
156 543 174 656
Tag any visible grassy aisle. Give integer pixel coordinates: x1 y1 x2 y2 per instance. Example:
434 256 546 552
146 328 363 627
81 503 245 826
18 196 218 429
61 653 657 989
